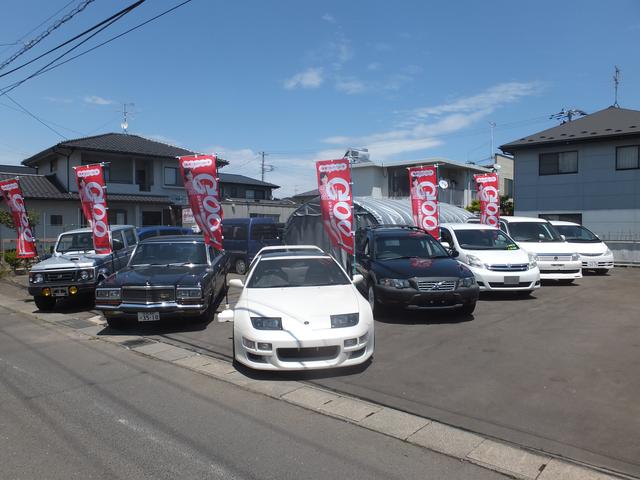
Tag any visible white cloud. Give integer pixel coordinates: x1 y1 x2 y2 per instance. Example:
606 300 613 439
84 95 114 106
335 77 366 94
321 13 336 24
283 68 324 89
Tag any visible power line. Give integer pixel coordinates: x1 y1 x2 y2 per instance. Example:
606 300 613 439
0 0 96 72
0 0 193 96
4 94 67 139
0 0 145 81
0 99 84 135
0 1 145 97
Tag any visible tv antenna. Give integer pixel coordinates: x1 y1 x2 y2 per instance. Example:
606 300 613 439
613 65 621 108
549 108 587 124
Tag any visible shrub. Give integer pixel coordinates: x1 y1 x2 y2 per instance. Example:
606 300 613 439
3 250 21 272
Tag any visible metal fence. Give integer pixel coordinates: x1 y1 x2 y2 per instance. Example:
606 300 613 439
0 223 83 258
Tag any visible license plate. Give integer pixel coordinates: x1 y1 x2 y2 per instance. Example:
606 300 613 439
587 261 598 268
137 312 160 322
504 276 519 285
52 287 68 297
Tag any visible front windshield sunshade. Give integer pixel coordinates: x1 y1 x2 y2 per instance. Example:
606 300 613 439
56 232 94 253
455 229 519 250
374 235 449 260
554 225 600 243
247 257 350 288
507 222 562 242
130 243 207 266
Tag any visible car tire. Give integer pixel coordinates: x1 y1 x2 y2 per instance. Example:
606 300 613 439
106 317 129 330
234 258 247 275
368 285 387 318
34 296 56 311
196 294 214 323
595 269 609 275
458 302 476 315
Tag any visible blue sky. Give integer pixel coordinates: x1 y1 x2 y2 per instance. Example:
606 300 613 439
0 0 639 196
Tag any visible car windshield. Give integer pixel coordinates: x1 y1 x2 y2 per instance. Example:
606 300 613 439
454 229 519 250
507 222 563 242
130 242 207 266
554 225 600 243
56 232 94 253
374 234 449 260
247 257 350 288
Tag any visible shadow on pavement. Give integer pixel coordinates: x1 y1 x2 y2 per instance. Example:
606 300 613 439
479 291 538 302
374 308 475 325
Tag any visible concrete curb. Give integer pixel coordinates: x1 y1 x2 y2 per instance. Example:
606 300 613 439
1 293 633 480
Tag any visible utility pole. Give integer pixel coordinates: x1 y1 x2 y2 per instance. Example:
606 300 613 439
489 121 496 163
613 65 621 108
260 151 268 182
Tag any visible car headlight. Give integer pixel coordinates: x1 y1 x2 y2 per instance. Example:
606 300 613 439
528 253 538 269
571 253 580 261
466 254 485 269
30 273 44 284
379 278 411 289
95 288 121 300
459 276 476 288
330 313 359 328
250 317 282 330
176 287 202 299
79 269 94 281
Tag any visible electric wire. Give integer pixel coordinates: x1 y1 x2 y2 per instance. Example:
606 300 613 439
4 94 67 139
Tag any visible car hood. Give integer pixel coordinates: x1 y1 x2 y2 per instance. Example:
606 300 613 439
515 241 577 255
565 241 608 255
239 285 360 331
30 253 107 271
372 257 469 279
460 248 531 265
102 265 208 287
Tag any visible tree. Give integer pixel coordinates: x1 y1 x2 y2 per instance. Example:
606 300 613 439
0 210 39 231
500 195 514 216
465 199 480 213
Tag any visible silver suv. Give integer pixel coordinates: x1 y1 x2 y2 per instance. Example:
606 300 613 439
28 225 138 310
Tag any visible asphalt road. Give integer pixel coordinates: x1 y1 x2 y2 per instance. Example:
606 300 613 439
4 268 640 477
0 305 507 480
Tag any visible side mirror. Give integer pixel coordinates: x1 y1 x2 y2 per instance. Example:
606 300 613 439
440 241 451 250
352 274 364 284
228 278 244 289
450 249 460 258
217 309 234 323
560 234 566 241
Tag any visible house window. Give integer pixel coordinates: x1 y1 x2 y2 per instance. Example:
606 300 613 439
164 167 183 186
50 214 63 226
503 178 514 197
106 159 133 183
616 146 640 170
246 189 255 200
255 189 266 200
108 209 127 225
49 159 57 173
539 151 578 175
230 186 238 197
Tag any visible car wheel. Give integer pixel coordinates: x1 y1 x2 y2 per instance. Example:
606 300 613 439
234 258 247 275
196 294 214 323
106 317 129 330
458 302 476 315
34 296 56 311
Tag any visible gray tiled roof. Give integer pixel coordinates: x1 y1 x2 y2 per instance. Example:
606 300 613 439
0 164 37 175
501 106 640 151
22 133 227 167
0 173 171 204
219 172 279 188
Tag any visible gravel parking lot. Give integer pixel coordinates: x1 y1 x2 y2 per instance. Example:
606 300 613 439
3 268 639 477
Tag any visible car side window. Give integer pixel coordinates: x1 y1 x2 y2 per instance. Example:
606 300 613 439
499 221 508 234
112 230 125 250
440 228 454 246
124 228 137 247
363 239 370 256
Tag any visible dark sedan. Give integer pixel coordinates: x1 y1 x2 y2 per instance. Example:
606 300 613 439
95 235 229 328
355 225 479 316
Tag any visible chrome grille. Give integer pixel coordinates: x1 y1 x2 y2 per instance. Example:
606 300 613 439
44 271 75 282
487 263 528 272
416 280 457 292
122 287 175 304
537 255 572 262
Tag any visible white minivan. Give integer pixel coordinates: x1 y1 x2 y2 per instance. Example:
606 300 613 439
550 221 614 275
440 223 540 293
468 216 582 283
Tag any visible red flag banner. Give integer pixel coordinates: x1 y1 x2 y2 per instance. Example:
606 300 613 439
0 178 37 258
408 165 439 239
474 172 500 226
178 154 223 249
74 164 112 254
316 158 354 254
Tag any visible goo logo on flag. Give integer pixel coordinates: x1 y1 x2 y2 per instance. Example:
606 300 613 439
408 166 439 239
475 173 500 226
74 164 112 254
316 158 354 253
0 179 37 258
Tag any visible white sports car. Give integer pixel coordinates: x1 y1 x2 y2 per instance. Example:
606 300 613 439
219 250 374 371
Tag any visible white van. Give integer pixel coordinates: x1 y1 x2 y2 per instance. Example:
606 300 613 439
468 216 582 283
440 223 541 294
550 221 614 275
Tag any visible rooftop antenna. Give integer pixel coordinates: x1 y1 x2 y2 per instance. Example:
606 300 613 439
120 102 134 133
549 107 587 124
613 65 621 108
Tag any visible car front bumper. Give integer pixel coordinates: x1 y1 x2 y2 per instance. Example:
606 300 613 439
537 260 582 280
28 284 95 297
96 301 208 319
375 285 479 309
469 267 541 292
234 325 373 371
580 253 614 270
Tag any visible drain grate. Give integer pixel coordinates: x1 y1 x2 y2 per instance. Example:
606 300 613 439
58 318 95 329
120 338 153 348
